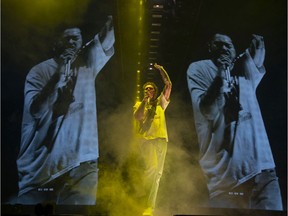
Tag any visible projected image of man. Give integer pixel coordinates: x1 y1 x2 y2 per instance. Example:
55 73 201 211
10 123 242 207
187 33 283 210
16 16 115 205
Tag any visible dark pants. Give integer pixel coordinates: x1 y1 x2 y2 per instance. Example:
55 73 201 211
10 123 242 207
209 169 283 210
17 161 98 205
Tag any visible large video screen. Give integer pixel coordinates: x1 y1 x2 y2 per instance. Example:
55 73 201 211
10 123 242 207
2 0 287 216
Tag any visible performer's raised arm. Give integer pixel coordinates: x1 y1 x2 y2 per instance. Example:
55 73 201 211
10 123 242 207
154 63 172 100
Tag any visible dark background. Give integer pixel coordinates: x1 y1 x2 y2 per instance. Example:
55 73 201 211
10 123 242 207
1 0 287 215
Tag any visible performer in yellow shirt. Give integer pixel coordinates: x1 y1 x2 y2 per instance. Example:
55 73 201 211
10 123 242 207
133 63 172 216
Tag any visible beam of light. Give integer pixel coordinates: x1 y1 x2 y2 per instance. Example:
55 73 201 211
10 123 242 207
134 0 145 103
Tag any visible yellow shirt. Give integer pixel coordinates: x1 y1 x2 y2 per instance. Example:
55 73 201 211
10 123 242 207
134 93 169 141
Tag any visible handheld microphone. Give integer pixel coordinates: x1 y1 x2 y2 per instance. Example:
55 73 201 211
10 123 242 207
224 52 245 87
224 65 231 87
64 59 71 81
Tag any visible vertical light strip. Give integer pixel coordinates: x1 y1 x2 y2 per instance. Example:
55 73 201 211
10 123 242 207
135 0 144 103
